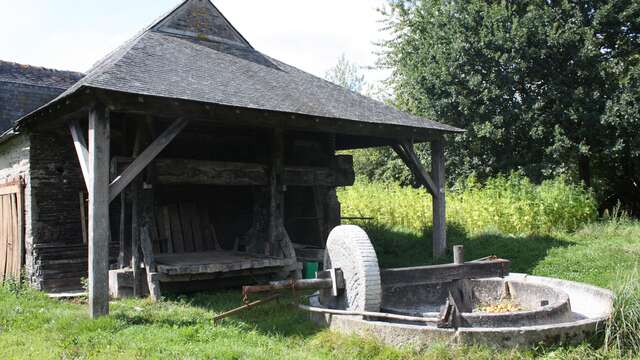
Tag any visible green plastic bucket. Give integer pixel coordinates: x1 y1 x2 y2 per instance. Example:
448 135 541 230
303 261 319 279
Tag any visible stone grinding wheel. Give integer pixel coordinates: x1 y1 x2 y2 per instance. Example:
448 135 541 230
321 225 382 312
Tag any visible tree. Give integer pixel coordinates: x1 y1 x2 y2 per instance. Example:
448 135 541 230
325 55 414 183
379 0 640 212
325 54 367 93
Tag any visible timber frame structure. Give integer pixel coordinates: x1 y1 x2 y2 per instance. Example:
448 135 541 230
0 0 463 318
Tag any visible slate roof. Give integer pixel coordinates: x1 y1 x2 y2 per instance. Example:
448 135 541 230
18 0 463 134
0 61 83 132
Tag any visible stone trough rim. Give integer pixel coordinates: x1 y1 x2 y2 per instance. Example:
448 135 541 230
306 273 614 348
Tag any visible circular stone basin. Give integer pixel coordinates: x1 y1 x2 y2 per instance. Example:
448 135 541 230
307 274 613 349
382 278 575 328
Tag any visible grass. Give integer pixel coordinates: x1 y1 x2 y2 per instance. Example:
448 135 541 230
1 219 639 359
0 176 639 359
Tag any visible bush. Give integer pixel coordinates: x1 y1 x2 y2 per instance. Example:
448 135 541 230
338 173 597 236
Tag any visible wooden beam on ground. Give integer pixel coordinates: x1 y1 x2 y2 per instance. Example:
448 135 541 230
69 119 90 189
109 117 189 202
87 104 110 318
431 139 447 259
380 258 510 287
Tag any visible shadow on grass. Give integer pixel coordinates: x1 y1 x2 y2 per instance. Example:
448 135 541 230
363 222 576 273
111 288 323 338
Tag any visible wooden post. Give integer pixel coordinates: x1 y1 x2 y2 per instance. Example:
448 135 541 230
87 104 110 318
431 139 447 259
453 245 464 265
267 130 297 264
131 180 141 297
130 124 144 297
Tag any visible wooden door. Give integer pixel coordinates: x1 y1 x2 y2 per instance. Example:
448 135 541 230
0 177 24 281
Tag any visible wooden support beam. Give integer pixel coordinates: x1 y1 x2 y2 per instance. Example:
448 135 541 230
69 119 90 189
130 123 144 297
394 140 445 260
394 142 436 195
109 117 189 202
141 226 161 301
87 104 110 318
110 156 355 187
380 258 510 287
431 139 447 259
268 130 298 266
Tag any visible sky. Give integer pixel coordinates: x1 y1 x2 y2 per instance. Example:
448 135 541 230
0 0 390 84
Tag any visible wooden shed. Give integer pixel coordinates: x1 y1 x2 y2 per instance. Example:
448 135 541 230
0 0 463 317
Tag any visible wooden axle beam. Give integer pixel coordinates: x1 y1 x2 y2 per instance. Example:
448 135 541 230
380 258 511 287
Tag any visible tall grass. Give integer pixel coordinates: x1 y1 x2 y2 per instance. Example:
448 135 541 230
605 268 640 357
339 173 597 236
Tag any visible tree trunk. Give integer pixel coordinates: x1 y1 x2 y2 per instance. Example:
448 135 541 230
578 154 591 188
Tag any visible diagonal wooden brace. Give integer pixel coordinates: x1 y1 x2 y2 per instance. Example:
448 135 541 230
69 119 90 190
393 141 436 195
108 117 189 202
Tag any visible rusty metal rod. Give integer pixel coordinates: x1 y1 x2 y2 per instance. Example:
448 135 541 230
243 278 334 295
213 294 281 323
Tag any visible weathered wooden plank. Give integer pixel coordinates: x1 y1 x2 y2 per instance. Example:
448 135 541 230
109 117 189 202
168 204 185 253
0 184 22 197
117 192 126 267
179 203 195 252
188 203 204 252
155 159 267 186
431 139 447 259
0 196 6 281
154 251 297 275
111 157 354 187
267 130 298 264
79 192 88 245
9 194 17 277
312 187 326 245
140 226 161 301
210 224 221 251
160 206 173 254
69 119 91 189
87 104 111 318
3 195 12 279
14 181 24 278
380 259 510 287
130 180 141 297
198 204 213 250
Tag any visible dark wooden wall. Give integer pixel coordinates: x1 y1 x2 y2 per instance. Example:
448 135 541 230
29 129 117 291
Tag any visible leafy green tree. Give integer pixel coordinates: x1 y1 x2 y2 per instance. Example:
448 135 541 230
326 55 414 183
325 54 367 93
379 0 640 212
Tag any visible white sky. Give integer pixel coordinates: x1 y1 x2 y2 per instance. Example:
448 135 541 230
0 0 390 84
